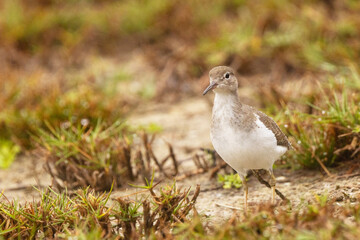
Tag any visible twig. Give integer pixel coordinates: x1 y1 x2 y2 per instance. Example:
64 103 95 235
199 186 223 192
209 162 227 179
143 200 152 237
148 145 170 178
5 185 46 191
167 142 178 176
172 214 182 223
351 146 360 158
179 185 200 220
119 140 134 180
192 184 201 201
200 155 209 169
175 169 205 181
215 202 242 210
334 173 360 180
160 155 170 167
200 148 217 166
192 154 202 168
314 156 332 177
142 133 151 171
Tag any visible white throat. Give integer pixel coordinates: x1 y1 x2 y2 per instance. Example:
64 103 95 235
213 92 239 112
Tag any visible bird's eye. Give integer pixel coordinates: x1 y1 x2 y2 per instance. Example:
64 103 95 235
224 72 230 79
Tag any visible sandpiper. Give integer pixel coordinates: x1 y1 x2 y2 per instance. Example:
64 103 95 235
203 66 292 211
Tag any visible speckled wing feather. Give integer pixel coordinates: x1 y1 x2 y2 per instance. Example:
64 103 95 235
256 110 292 150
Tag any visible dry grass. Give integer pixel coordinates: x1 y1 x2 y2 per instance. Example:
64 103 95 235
35 120 193 191
0 181 200 239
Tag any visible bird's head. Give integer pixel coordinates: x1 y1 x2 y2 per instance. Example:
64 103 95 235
202 66 238 95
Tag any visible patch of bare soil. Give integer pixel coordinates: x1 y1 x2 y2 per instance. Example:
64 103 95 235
0 154 51 200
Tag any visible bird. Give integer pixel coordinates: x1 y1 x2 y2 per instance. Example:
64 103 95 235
202 66 292 211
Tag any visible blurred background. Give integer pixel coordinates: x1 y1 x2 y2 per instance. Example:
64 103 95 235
1 0 360 176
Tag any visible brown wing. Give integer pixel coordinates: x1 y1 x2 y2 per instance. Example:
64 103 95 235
256 110 292 150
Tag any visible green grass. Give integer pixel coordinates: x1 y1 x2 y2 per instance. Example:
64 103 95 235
0 139 20 169
284 71 360 169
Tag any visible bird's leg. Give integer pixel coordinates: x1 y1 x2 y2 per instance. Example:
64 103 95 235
239 174 248 212
252 169 289 203
268 169 276 204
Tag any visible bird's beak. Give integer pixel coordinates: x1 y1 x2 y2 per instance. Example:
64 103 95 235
202 82 218 96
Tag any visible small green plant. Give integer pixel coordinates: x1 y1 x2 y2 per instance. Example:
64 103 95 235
134 123 163 134
323 90 360 133
0 139 20 169
217 173 243 189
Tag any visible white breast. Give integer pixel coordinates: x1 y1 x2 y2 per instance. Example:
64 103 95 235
211 112 287 174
